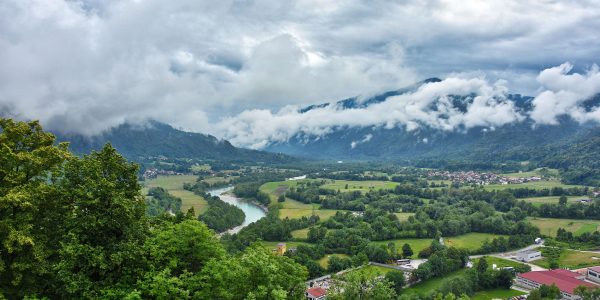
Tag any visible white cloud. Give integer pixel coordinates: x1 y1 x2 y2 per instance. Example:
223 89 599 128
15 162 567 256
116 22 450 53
351 134 373 149
217 76 525 148
0 0 599 138
530 63 600 125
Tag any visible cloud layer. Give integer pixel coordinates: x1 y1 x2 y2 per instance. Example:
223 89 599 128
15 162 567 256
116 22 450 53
1 0 599 143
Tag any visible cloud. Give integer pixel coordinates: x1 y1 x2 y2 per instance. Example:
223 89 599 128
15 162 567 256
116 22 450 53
217 76 525 148
351 134 372 149
530 63 600 125
1 0 600 138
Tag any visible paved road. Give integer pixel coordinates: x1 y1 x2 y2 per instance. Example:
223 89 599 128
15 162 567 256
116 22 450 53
469 243 547 271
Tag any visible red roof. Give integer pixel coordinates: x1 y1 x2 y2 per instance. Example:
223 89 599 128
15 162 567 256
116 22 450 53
518 269 596 294
306 287 326 298
589 266 600 273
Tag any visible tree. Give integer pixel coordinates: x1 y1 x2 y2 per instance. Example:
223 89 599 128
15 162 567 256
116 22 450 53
539 284 561 299
559 195 568 206
476 257 488 273
528 289 542 300
54 145 148 298
0 119 71 298
402 243 414 258
574 285 600 300
328 270 396 300
278 194 286 202
385 270 405 294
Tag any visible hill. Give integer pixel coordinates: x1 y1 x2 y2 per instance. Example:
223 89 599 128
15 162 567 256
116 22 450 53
56 121 294 164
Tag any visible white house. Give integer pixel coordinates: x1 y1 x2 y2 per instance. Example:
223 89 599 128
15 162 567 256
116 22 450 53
587 266 600 283
517 249 542 262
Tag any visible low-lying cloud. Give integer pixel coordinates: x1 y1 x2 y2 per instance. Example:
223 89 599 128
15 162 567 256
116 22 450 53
1 1 600 144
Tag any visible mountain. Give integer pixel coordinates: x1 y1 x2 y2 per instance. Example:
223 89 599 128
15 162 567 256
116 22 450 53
264 79 600 184
56 121 293 164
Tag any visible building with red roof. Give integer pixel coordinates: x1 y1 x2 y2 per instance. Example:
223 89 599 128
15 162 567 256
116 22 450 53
305 287 326 300
587 266 600 284
516 269 597 300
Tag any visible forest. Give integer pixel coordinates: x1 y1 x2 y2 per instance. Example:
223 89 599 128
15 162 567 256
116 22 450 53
0 119 307 299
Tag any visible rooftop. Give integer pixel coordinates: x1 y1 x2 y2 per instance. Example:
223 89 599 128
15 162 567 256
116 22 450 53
589 266 600 273
306 287 326 298
518 269 596 294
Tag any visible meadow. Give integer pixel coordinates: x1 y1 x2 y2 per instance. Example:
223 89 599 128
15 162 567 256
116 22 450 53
526 217 600 237
533 249 600 269
374 233 506 258
520 196 590 207
321 180 399 192
143 175 209 215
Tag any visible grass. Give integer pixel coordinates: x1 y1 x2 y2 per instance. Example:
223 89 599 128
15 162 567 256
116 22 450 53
526 217 600 237
520 196 590 207
402 269 469 297
317 253 350 269
278 199 341 221
472 289 526 300
291 228 309 239
482 180 583 191
472 256 528 271
143 175 209 215
533 249 600 269
340 265 392 279
444 233 507 250
321 180 399 193
375 233 504 258
394 212 415 221
259 241 311 249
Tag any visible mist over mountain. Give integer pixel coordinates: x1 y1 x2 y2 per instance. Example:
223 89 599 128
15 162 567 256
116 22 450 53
55 121 293 164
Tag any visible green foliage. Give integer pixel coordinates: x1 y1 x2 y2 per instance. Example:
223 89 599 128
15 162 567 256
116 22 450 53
146 187 182 216
198 195 245 232
385 270 405 294
328 270 397 300
0 119 70 298
402 243 414 258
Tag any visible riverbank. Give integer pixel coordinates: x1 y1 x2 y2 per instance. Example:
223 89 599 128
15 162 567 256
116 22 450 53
209 186 268 234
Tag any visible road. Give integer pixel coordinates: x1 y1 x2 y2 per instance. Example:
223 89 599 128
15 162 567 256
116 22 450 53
469 242 547 271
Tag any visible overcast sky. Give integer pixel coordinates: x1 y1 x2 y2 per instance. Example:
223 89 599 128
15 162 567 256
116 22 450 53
1 0 599 147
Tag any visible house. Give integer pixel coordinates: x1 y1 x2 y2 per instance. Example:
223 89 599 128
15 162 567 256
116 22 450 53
305 287 326 300
273 243 286 256
587 266 600 283
516 269 597 300
517 249 542 262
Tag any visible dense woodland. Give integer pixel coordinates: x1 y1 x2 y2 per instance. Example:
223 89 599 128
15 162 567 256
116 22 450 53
0 119 307 299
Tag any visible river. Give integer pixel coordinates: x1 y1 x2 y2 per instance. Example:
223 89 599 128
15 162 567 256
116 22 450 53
208 186 267 234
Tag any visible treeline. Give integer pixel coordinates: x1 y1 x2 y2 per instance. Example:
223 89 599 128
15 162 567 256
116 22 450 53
232 182 271 206
0 119 308 299
199 195 245 232
145 187 182 216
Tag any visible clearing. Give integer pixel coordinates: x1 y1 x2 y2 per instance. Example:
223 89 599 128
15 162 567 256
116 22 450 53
526 217 600 237
143 175 208 215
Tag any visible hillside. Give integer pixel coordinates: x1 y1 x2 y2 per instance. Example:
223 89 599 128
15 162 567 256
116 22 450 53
56 121 293 164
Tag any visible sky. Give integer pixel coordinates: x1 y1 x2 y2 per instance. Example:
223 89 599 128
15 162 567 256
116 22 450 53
1 0 600 148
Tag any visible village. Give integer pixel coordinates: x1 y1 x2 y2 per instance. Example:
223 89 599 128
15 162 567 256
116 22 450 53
427 170 543 186
263 239 600 300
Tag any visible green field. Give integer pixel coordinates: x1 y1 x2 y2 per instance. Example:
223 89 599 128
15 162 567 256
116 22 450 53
278 199 341 221
472 288 526 300
259 241 311 250
402 269 468 297
472 256 528 271
291 228 309 239
533 249 600 269
527 217 600 237
521 196 590 207
482 180 583 191
340 265 393 279
394 212 416 221
502 168 559 178
143 175 208 215
317 253 350 268
260 180 310 203
321 180 399 193
375 233 505 258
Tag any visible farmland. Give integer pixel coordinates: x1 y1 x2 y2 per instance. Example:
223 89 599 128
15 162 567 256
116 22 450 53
143 175 209 215
526 217 600 237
